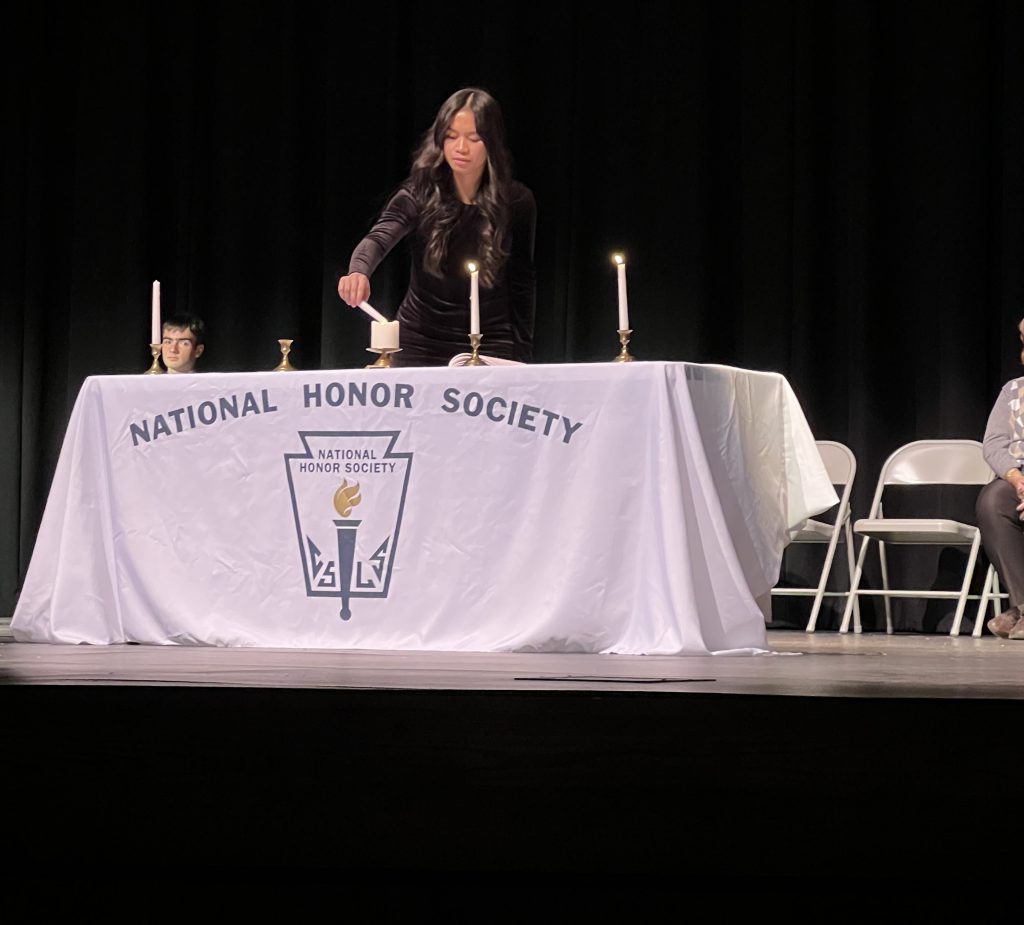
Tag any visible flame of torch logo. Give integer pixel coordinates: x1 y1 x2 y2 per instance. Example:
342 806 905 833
334 479 362 518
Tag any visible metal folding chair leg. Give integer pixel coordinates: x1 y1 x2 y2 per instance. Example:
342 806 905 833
878 540 893 634
972 565 995 638
973 566 1009 637
840 533 872 634
844 520 862 633
805 515 847 633
950 533 982 636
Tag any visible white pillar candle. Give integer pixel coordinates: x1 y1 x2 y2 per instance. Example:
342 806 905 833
467 261 480 336
612 254 629 330
371 320 400 351
151 280 161 344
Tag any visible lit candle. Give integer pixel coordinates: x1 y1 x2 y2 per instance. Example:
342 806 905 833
358 301 389 324
612 254 629 331
370 320 400 351
151 280 161 345
466 261 480 336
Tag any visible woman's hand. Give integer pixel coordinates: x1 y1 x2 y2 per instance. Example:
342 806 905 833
1007 469 1024 519
338 272 370 307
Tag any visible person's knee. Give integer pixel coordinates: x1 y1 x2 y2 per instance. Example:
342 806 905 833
978 480 1016 528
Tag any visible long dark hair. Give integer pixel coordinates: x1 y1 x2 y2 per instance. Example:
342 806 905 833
406 88 513 288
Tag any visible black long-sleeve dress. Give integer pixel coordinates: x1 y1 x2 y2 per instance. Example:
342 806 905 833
347 182 536 365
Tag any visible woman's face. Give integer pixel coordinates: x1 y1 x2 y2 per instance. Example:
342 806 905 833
443 109 487 182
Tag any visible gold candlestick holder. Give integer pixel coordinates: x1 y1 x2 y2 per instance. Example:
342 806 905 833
145 343 165 374
273 339 296 371
614 329 634 363
366 347 401 369
466 333 483 366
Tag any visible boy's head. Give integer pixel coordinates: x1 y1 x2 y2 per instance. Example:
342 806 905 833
161 314 206 373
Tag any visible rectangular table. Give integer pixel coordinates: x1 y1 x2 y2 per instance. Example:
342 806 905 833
12 361 836 654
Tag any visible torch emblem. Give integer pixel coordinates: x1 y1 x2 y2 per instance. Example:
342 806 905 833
285 431 412 621
332 479 362 620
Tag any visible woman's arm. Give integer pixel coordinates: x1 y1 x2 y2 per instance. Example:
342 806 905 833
983 381 1024 491
338 188 419 306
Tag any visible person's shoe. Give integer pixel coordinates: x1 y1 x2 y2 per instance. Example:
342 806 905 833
988 606 1023 638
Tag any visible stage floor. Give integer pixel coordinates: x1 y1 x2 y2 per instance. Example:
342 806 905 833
6 619 1024 876
3 625 1022 699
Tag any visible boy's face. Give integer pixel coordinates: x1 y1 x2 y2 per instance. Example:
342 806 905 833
162 326 203 373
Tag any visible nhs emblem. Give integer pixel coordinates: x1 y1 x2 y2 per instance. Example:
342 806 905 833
285 431 412 620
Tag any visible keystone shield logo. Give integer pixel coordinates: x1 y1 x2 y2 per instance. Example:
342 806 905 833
285 431 412 620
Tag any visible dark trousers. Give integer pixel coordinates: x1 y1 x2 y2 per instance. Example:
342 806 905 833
976 478 1024 608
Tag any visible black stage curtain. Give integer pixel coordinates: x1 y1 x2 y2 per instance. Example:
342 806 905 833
2 1 1023 625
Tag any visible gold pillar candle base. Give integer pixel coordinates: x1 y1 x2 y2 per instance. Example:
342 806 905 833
273 339 296 371
366 347 401 369
613 329 634 363
466 333 483 366
145 343 165 374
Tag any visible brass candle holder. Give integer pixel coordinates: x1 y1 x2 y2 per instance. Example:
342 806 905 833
366 347 400 369
273 339 296 371
614 329 634 363
466 333 483 366
145 343 165 375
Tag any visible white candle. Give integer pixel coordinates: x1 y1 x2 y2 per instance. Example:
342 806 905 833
151 280 161 345
467 261 480 336
612 254 629 331
358 300 389 324
371 320 400 351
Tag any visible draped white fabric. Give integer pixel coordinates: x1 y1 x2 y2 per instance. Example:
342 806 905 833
12 362 835 654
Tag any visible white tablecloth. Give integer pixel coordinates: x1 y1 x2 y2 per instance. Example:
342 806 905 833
12 362 835 654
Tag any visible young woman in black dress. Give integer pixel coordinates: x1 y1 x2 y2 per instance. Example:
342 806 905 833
338 87 536 365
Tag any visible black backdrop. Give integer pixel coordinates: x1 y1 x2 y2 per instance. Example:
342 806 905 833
2 0 1023 624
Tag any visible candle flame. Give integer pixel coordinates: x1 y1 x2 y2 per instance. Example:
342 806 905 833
466 260 478 274
612 253 625 266
333 479 362 518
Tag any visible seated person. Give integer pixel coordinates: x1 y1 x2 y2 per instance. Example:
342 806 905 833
161 314 206 373
978 317 1024 638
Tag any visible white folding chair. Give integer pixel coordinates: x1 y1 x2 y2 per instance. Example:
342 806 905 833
839 440 993 636
973 565 1009 637
771 441 861 632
